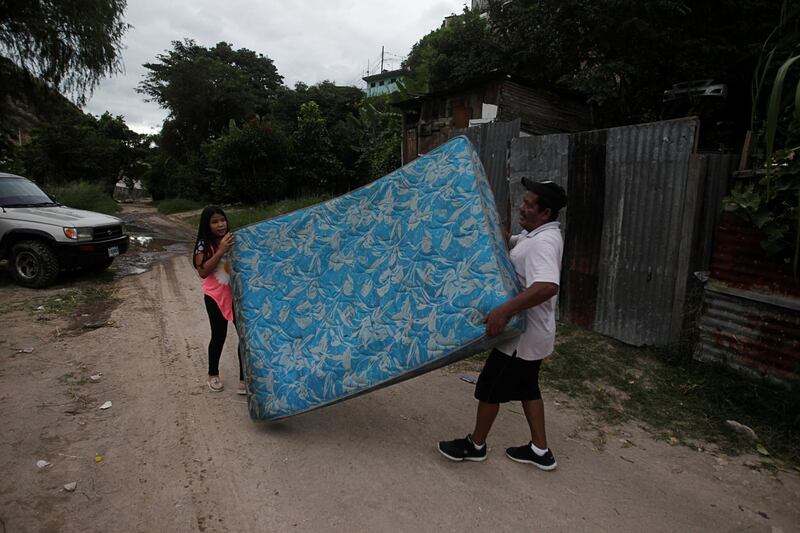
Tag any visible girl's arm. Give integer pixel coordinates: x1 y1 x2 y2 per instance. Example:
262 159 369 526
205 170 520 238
195 249 222 278
195 233 233 278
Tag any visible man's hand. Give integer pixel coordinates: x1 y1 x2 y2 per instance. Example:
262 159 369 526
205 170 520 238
484 307 509 337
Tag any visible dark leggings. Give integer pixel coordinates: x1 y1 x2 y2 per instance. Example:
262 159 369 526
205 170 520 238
204 294 244 379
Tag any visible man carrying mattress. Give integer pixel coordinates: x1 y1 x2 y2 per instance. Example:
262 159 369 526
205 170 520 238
438 178 567 471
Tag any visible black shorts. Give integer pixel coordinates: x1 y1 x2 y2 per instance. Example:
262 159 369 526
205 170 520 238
474 348 543 403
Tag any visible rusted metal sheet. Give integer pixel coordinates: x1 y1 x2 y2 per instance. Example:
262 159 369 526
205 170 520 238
698 285 800 382
562 130 607 329
697 210 800 382
594 119 699 345
710 212 800 297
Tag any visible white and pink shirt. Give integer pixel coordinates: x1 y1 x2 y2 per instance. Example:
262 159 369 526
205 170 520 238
195 239 234 320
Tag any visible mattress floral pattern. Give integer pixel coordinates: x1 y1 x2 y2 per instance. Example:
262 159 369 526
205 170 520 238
230 136 524 420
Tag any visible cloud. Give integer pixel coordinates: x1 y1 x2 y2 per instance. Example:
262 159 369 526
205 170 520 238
84 0 466 134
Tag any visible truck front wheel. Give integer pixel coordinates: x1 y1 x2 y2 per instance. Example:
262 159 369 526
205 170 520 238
10 240 59 288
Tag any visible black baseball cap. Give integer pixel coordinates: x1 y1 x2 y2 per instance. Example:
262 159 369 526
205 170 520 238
521 178 567 210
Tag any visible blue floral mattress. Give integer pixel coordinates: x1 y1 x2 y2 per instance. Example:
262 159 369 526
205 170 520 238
230 136 524 420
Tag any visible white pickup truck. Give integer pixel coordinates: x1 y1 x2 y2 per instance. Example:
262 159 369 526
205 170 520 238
0 172 129 288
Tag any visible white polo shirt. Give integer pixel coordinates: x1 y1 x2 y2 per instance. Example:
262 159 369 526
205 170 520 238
495 221 563 361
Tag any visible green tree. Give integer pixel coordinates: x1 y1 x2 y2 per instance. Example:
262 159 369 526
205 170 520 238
0 56 90 172
486 0 780 125
138 40 283 155
271 81 365 190
349 97 402 183
405 1 781 129
403 7 500 93
138 40 284 200
21 112 144 192
292 101 345 193
272 81 364 135
0 0 129 103
206 118 290 204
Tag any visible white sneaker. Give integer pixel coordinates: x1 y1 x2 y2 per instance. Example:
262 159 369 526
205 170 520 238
207 376 224 392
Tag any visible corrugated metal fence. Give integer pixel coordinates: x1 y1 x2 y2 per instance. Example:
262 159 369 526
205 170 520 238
692 154 740 272
451 118 763 350
508 119 700 345
451 119 520 228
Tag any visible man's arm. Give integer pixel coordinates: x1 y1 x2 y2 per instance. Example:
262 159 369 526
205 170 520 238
484 281 559 337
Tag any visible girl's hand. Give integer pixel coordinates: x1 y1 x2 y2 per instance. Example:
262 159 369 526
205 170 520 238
219 232 234 253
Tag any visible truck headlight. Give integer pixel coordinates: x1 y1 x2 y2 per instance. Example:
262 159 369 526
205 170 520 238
63 227 93 241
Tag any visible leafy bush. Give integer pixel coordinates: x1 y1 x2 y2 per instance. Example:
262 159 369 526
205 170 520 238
156 198 204 214
728 3 800 273
206 118 290 204
48 181 120 214
348 99 402 183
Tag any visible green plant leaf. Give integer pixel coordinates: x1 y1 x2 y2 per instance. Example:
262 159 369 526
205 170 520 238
752 211 773 229
795 74 800 124
765 54 800 183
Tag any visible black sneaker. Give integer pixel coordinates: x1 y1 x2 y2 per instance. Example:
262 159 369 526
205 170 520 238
505 442 557 471
437 434 487 462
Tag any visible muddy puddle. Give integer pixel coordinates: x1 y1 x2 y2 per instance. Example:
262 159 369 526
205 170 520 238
112 229 191 278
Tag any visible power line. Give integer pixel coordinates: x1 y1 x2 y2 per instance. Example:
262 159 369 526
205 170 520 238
362 47 408 78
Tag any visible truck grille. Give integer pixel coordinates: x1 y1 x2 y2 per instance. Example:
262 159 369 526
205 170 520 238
93 225 123 241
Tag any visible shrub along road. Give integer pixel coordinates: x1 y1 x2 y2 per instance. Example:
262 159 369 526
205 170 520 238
0 204 798 532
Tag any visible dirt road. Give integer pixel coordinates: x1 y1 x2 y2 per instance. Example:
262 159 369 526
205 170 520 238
1 205 798 532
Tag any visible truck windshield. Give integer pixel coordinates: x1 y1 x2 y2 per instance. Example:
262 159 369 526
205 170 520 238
0 177 58 207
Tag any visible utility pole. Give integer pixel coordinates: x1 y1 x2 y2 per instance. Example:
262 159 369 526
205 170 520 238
381 46 384 72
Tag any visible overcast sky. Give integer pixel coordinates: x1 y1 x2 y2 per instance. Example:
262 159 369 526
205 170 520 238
83 0 467 134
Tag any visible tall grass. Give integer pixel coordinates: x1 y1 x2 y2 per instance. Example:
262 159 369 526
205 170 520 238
227 196 331 229
184 196 330 230
156 198 204 214
48 181 120 214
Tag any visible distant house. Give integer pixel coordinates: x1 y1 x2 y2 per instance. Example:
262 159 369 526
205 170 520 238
393 71 592 164
363 68 406 98
471 0 489 12
114 179 148 202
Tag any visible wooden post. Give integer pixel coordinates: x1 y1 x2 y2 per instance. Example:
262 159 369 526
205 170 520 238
670 153 706 343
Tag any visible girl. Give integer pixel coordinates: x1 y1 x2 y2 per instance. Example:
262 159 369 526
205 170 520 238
193 206 245 394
